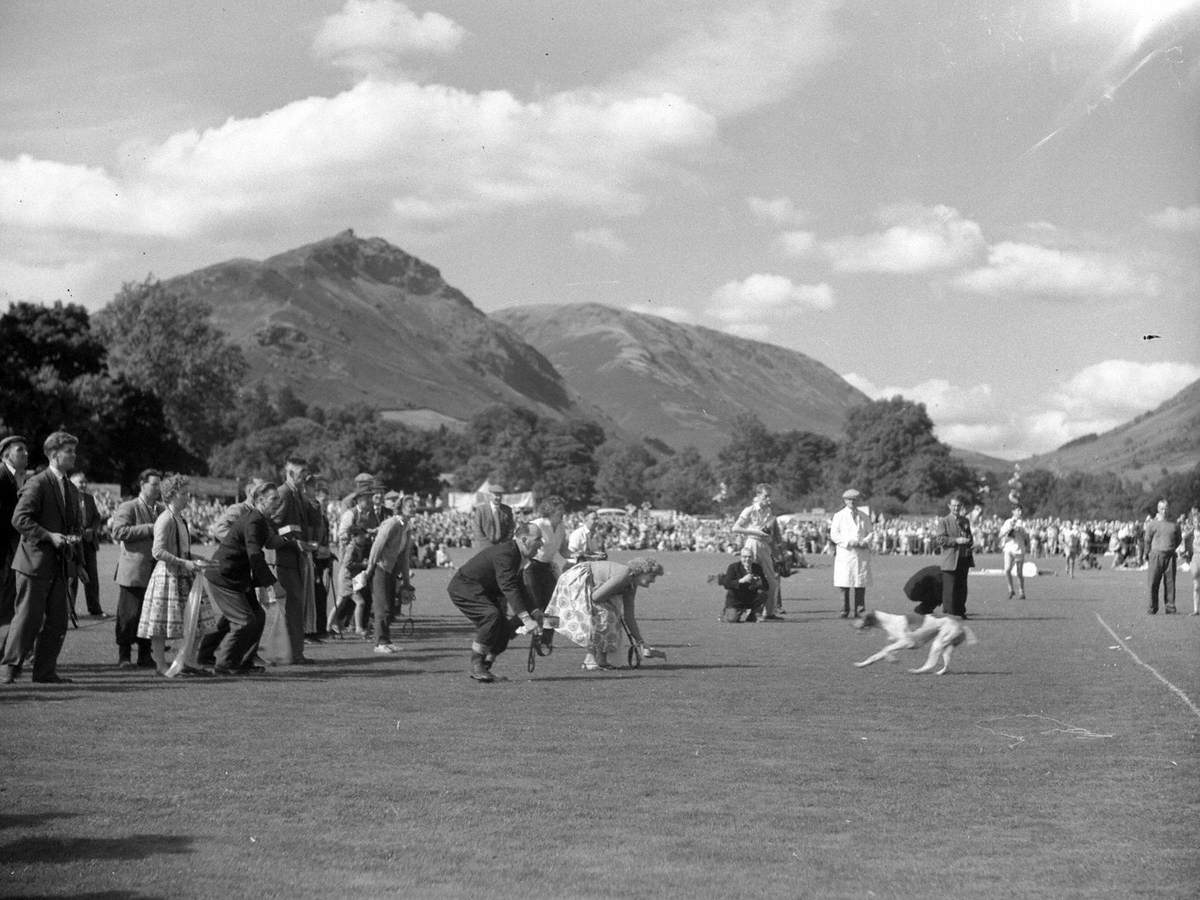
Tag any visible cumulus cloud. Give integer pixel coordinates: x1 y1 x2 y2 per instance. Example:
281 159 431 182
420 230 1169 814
572 227 629 255
747 196 808 226
707 273 833 339
312 0 465 76
1145 204 1200 232
1046 359 1200 419
842 359 1200 459
0 80 716 245
611 1 843 118
955 241 1159 299
775 229 817 257
822 204 985 273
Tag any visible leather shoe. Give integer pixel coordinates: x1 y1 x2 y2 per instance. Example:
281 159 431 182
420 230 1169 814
117 659 135 669
32 674 74 684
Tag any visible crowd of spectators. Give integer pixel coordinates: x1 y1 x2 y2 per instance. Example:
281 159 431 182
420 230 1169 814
83 490 1197 571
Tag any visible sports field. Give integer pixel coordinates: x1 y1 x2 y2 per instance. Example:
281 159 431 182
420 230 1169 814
3 547 1197 899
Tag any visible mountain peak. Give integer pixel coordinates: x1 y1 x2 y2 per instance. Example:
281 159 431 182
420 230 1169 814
266 230 446 294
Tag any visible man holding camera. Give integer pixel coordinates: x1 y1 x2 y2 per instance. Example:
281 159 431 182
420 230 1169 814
718 546 766 623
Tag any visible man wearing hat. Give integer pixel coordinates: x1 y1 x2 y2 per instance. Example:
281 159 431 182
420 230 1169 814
471 483 514 546
1 431 83 684
0 434 30 648
831 488 874 618
363 491 414 654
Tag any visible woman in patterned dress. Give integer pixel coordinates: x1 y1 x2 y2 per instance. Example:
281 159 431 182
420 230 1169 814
545 557 664 670
137 475 209 675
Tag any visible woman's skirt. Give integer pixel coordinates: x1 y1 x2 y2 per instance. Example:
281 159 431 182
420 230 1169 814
137 562 194 640
164 577 219 675
545 564 621 654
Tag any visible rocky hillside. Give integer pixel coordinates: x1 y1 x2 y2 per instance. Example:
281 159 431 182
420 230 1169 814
493 302 869 454
164 230 580 423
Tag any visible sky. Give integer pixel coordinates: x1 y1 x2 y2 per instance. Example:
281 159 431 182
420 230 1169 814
1 0 1198 460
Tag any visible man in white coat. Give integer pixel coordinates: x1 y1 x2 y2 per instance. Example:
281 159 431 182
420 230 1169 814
831 488 873 618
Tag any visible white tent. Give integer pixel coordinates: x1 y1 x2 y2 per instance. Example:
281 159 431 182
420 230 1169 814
446 480 535 513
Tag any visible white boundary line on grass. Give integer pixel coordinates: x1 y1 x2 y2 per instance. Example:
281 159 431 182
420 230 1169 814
1095 612 1200 721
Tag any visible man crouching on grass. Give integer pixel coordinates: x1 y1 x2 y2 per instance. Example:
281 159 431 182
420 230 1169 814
447 522 543 682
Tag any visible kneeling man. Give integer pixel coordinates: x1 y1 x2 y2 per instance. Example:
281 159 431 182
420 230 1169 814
718 547 766 623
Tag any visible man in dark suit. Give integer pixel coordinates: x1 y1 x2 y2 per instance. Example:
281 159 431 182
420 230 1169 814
110 468 163 668
264 456 314 665
717 547 766 623
470 484 514 546
935 497 975 618
199 481 279 675
447 521 543 682
69 470 106 618
0 434 30 651
1 431 82 684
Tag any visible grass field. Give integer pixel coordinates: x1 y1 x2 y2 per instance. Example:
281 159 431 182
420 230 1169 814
2 546 1198 899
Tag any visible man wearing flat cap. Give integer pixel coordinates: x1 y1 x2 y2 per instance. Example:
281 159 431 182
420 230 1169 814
1 431 82 684
830 488 873 618
0 434 29 649
471 483 514 546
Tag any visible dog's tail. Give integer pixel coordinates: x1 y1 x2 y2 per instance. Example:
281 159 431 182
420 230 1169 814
963 625 978 646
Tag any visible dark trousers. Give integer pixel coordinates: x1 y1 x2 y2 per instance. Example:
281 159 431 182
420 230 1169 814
448 579 518 656
199 578 265 670
70 544 102 614
313 559 332 634
1147 551 1177 612
942 561 971 617
0 548 17 657
115 585 151 659
1 570 69 679
371 566 397 644
523 560 557 614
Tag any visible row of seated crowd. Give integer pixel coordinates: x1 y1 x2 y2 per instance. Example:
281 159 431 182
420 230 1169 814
78 488 1196 569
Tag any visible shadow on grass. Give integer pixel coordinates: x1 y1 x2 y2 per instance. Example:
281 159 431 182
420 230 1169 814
0 833 193 863
531 662 762 681
0 812 78 830
18 894 163 900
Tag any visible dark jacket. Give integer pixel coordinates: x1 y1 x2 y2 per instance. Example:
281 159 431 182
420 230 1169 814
448 539 533 615
11 468 79 579
206 509 276 592
720 559 765 610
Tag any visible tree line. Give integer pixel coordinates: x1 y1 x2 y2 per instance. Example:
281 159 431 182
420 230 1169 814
2 279 1195 517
